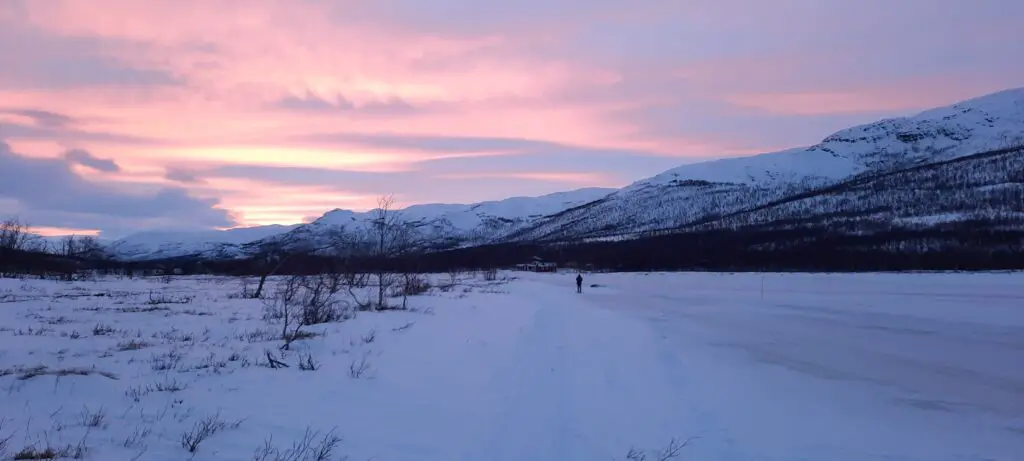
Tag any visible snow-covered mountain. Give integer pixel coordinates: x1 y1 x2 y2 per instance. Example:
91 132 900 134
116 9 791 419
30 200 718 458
502 87 1024 243
108 225 301 261
110 87 1024 260
110 188 615 260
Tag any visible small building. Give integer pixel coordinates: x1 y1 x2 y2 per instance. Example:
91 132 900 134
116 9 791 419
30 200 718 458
516 256 557 272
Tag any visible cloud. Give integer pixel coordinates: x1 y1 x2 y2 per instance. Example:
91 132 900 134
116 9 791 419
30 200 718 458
0 20 181 90
0 140 236 236
290 132 661 156
435 171 616 184
1 0 1022 231
164 167 205 184
63 148 120 172
271 90 419 115
0 107 76 129
0 107 168 146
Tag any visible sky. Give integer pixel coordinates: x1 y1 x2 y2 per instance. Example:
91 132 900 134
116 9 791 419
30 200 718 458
1 0 1022 238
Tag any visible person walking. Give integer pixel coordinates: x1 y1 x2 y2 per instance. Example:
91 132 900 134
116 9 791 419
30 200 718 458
576 273 583 293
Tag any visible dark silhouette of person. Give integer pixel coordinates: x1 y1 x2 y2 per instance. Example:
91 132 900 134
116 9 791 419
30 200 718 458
576 273 583 293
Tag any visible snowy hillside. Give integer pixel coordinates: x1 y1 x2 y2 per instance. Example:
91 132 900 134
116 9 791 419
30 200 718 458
255 187 616 253
109 225 300 261
682 145 1024 233
111 188 614 260
505 87 1024 242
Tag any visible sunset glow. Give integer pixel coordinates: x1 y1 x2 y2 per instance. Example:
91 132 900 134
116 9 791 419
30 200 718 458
1 0 1021 237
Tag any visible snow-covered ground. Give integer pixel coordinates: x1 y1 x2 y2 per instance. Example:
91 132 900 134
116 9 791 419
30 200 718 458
1 271 1021 461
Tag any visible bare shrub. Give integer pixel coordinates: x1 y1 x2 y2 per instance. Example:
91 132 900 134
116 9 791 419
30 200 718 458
154 378 186 392
392 273 430 297
251 427 343 461
391 321 414 332
116 339 150 351
91 323 117 336
297 354 319 371
123 425 152 449
263 277 303 350
11 436 88 460
125 381 185 402
8 365 118 381
623 437 695 461
147 291 194 305
191 352 229 372
150 349 185 372
0 419 13 457
264 275 348 350
180 411 243 454
262 350 289 369
299 275 348 325
348 351 373 379
78 405 107 428
482 268 498 281
237 328 277 343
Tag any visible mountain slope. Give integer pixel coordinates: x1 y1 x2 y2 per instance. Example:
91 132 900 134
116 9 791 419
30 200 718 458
504 87 1024 243
108 224 301 261
111 187 615 260
253 187 616 252
678 145 1024 234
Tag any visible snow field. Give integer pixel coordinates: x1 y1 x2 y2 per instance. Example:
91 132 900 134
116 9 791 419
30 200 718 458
1 270 1022 461
0 273 511 461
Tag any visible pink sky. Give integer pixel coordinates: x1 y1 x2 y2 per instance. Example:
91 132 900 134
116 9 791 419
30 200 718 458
1 0 1021 237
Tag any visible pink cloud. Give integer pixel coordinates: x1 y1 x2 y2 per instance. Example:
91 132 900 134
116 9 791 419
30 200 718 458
2 0 1020 235
29 226 101 237
436 171 622 185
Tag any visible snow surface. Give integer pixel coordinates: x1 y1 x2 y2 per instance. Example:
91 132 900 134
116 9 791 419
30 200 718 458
1 271 1021 460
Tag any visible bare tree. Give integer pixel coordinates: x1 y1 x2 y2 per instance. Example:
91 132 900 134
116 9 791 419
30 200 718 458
393 219 428 309
366 195 406 310
250 233 338 299
0 217 31 251
56 234 102 258
262 276 304 350
263 274 349 351
325 228 373 310
251 246 289 299
77 236 105 259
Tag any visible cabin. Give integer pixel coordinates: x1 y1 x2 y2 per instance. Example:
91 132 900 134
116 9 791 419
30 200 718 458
516 256 557 272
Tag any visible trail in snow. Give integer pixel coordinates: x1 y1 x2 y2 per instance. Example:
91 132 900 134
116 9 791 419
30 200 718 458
457 279 710 461
515 272 1024 461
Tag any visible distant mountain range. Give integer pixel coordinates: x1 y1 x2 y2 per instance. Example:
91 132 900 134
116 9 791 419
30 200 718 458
107 87 1024 261
107 188 616 260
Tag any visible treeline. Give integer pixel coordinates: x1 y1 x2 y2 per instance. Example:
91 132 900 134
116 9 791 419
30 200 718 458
414 224 1024 273
678 145 1024 233
4 224 1022 278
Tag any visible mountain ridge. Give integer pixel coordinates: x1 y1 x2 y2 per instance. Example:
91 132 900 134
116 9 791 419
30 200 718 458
109 86 1024 260
502 87 1024 243
109 187 616 260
